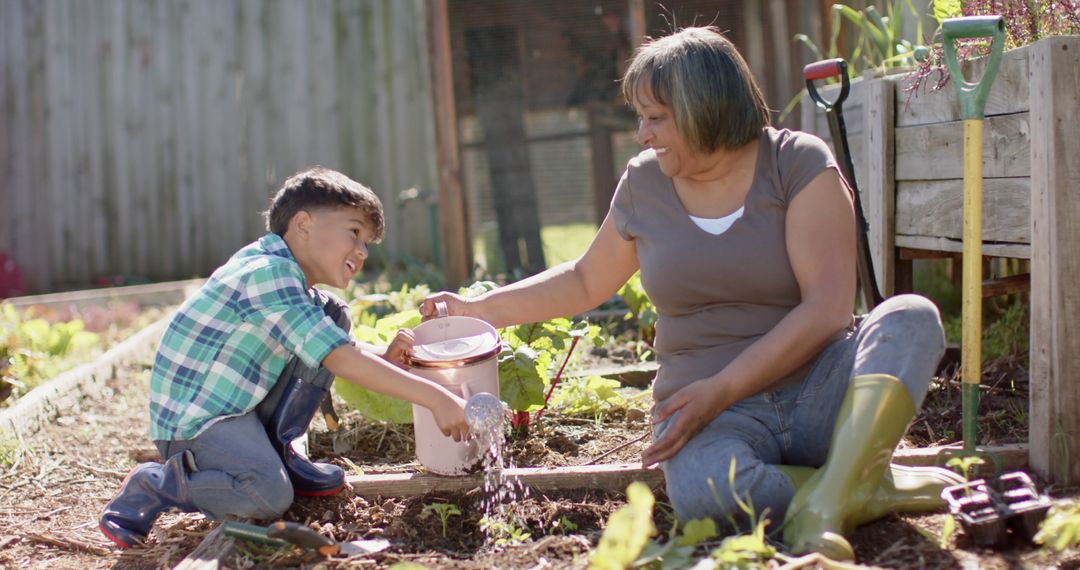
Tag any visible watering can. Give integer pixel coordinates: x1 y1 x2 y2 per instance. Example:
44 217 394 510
408 302 502 475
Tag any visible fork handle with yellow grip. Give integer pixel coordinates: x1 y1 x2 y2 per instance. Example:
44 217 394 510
941 15 1006 453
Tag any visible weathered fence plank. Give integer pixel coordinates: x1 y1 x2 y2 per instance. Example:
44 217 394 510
895 178 1031 246
0 0 438 293
895 113 1032 181
1029 36 1080 485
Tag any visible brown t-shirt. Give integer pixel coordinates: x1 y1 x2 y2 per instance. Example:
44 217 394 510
610 127 846 402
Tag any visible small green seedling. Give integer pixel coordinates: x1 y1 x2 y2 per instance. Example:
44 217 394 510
551 515 578 535
422 502 462 538
479 516 531 545
947 455 986 482
914 512 956 549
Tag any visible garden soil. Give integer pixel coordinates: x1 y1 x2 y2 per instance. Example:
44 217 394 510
1 351 1077 569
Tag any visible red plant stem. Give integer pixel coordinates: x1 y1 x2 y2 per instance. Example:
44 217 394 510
534 336 581 423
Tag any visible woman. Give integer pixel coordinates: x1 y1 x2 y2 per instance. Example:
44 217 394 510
422 26 960 560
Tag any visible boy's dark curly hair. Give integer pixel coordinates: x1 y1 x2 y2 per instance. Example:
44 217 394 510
265 167 384 242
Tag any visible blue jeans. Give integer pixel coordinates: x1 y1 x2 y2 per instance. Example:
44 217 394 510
157 412 292 519
655 294 945 528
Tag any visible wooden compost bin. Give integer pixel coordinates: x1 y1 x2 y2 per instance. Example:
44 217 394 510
801 36 1080 485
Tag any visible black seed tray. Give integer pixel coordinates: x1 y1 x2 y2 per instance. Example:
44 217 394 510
941 471 1052 547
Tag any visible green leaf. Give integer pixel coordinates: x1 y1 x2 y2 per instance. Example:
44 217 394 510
549 376 632 416
335 378 413 423
933 0 961 24
676 517 718 547
589 482 657 570
498 345 547 412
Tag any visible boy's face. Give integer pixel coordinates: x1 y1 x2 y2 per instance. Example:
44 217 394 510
289 206 373 289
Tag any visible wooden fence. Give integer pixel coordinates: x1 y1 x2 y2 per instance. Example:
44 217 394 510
1 0 439 294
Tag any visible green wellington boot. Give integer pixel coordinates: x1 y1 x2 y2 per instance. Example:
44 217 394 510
781 374 964 561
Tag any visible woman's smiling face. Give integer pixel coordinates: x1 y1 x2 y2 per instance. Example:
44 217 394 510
633 85 698 178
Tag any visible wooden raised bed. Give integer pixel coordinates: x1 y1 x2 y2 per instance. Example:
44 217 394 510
0 279 200 440
801 36 1080 485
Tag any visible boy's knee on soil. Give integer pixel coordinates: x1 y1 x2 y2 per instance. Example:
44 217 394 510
224 467 294 520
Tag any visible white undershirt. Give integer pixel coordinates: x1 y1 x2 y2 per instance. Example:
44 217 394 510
689 206 745 235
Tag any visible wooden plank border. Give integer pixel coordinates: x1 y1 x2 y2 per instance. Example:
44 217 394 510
5 278 203 311
344 444 1029 498
347 463 665 498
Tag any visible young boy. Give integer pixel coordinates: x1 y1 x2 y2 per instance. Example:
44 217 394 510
99 167 468 549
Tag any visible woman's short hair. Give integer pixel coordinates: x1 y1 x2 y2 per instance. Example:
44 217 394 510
621 26 770 153
265 166 385 241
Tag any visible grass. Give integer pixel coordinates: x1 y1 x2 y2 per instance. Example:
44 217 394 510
473 222 597 276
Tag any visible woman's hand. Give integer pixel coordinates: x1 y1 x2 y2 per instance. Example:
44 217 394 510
641 378 732 468
431 392 469 442
418 292 473 321
381 328 415 369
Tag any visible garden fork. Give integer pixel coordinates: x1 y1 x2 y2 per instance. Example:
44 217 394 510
937 15 1007 474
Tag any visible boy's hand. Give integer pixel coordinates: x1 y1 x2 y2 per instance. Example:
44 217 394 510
382 328 415 369
432 392 469 442
419 292 471 321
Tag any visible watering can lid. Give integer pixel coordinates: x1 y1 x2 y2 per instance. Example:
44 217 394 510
409 316 501 368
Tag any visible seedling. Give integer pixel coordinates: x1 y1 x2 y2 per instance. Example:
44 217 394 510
479 515 531 545
947 455 987 484
421 502 461 538
914 512 956 549
550 515 577 535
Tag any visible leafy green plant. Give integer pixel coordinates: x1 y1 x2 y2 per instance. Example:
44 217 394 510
548 375 649 418
907 0 1080 95
618 272 656 347
479 515 532 545
1 303 99 404
797 0 929 74
782 0 930 122
708 517 776 569
499 316 603 434
703 458 778 567
422 502 462 538
946 455 986 483
1035 499 1080 553
635 514 719 569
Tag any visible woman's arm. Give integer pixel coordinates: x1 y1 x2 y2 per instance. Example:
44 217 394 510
422 214 639 328
642 168 856 466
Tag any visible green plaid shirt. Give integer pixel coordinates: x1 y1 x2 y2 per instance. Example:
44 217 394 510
149 233 351 441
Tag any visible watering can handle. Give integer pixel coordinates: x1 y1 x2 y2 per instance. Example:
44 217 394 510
803 58 850 112
941 16 1006 120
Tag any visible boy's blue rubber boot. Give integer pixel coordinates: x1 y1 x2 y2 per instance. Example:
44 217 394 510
265 370 346 496
99 450 198 549
258 289 349 496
